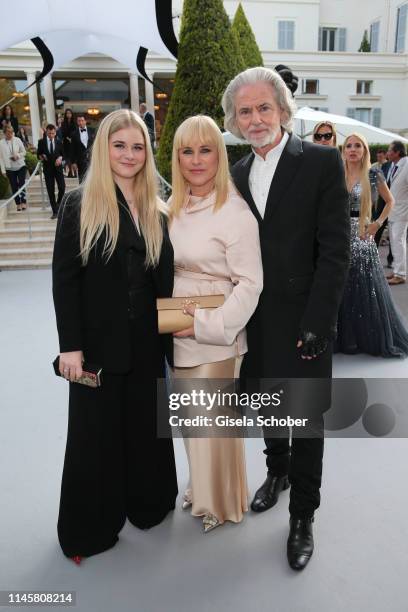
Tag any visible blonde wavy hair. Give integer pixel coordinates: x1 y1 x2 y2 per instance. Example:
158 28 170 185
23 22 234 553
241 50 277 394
80 109 165 266
170 115 230 218
342 132 372 235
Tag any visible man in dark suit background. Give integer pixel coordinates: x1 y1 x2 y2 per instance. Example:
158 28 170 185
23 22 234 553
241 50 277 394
373 151 393 266
71 114 95 183
139 102 155 149
37 124 65 219
222 67 350 571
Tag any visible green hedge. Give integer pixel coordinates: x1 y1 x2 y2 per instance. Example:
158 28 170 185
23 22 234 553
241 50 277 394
25 150 38 174
0 174 11 199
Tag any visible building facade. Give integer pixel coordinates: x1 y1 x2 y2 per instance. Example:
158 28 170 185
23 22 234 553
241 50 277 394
1 0 408 143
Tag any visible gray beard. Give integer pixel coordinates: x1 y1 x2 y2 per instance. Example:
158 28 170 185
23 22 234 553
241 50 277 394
245 126 281 149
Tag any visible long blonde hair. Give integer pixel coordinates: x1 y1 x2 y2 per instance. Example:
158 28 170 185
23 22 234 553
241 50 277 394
170 115 230 218
80 109 165 266
342 132 372 235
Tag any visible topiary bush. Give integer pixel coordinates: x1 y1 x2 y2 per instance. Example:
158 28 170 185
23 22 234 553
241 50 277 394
156 0 245 182
25 150 38 174
232 3 263 68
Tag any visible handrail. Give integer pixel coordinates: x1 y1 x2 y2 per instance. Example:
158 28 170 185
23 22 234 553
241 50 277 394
0 161 44 239
156 170 172 191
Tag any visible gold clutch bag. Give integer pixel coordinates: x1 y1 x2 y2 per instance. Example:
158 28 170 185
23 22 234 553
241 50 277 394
157 294 225 334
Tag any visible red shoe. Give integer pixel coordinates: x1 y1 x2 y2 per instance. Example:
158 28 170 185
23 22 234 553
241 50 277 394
71 556 82 565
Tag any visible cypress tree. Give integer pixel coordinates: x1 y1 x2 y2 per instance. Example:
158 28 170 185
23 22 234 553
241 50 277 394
232 2 263 68
358 30 371 52
156 0 245 181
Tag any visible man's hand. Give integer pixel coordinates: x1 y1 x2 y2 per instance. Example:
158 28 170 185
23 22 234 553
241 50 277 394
55 156 63 167
59 350 84 382
297 331 329 360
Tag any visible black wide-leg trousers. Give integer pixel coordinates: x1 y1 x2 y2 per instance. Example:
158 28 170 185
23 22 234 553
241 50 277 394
57 321 178 558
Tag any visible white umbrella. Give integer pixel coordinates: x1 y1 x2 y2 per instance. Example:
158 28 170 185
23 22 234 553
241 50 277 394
223 106 408 146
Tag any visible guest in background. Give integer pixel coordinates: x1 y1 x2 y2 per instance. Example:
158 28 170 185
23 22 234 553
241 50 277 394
61 108 76 177
371 148 387 171
0 125 27 210
37 124 65 219
1 104 19 135
337 133 408 357
312 121 337 147
373 151 392 259
386 140 408 285
18 126 30 147
139 102 155 149
71 114 95 182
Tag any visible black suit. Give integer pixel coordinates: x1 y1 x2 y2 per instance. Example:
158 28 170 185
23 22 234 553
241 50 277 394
374 161 393 266
70 127 95 182
232 133 350 517
52 188 177 557
37 136 65 214
143 111 155 147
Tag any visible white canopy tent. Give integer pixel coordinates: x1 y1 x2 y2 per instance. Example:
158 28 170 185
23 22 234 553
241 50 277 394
0 0 177 65
223 106 408 146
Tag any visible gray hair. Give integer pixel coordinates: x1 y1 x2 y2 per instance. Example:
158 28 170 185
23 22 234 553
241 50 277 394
222 66 297 138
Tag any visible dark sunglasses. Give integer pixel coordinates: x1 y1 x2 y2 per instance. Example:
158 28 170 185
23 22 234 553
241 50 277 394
314 132 333 141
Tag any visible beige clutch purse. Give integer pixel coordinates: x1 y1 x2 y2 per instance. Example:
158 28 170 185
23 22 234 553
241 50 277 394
157 294 225 334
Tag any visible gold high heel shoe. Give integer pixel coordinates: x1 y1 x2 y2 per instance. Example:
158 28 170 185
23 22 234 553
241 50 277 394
203 513 220 533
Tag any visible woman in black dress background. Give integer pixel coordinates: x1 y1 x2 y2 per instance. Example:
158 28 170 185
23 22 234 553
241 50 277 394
60 108 76 177
336 132 408 357
52 109 177 563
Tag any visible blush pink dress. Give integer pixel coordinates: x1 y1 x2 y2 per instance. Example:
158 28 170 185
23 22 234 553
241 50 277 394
169 186 263 525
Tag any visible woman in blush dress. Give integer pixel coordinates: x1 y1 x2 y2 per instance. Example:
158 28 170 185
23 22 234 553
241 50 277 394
168 115 263 533
336 132 408 357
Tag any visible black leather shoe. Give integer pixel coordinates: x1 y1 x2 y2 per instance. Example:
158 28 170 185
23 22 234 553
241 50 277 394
287 516 314 571
250 473 290 513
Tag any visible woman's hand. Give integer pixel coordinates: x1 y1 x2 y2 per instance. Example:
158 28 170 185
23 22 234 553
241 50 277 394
365 222 380 238
174 326 195 338
59 350 84 382
173 302 196 338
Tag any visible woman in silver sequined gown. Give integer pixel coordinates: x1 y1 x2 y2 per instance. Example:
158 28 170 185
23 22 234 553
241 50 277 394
336 133 408 357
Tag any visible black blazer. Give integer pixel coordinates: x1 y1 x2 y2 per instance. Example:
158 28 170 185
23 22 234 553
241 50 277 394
143 112 155 137
37 136 64 173
70 127 95 166
232 133 350 378
52 188 174 373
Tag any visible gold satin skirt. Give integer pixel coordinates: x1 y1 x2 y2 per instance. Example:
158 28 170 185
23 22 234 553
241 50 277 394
172 357 248 524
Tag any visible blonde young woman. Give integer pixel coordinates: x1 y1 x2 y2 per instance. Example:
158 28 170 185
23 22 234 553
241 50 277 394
336 132 408 356
52 109 177 563
168 115 263 532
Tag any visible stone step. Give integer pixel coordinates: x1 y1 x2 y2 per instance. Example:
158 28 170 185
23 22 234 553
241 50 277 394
7 210 54 220
0 258 51 270
0 236 55 249
4 218 57 228
0 246 54 261
0 226 56 239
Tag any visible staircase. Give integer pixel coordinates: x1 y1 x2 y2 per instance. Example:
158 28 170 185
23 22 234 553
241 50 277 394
0 176 78 270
